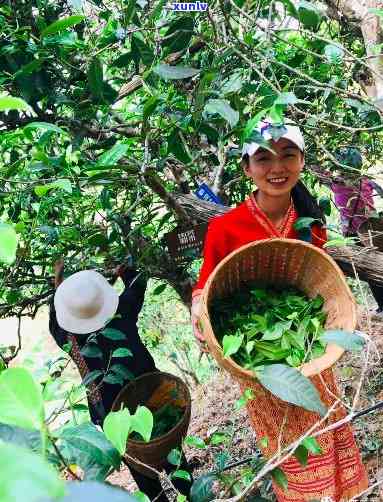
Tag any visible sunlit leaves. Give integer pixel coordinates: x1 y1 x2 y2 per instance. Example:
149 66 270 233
256 364 327 416
34 179 72 197
0 442 65 502
0 224 18 265
203 99 239 128
41 15 85 38
103 409 131 455
154 64 200 80
0 368 44 431
0 95 30 112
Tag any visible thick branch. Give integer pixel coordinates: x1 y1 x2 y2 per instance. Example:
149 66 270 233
175 194 383 286
144 171 193 223
324 0 383 103
117 41 205 100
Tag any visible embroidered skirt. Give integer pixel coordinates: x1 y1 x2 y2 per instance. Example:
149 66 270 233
240 368 368 501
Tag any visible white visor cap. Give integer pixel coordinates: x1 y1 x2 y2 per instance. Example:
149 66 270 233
242 120 305 158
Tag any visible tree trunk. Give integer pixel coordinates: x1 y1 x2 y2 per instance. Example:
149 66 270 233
324 0 383 105
175 194 383 286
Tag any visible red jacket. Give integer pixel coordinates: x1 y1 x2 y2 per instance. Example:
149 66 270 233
193 196 327 295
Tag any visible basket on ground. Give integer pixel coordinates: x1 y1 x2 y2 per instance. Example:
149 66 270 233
358 217 383 251
199 238 357 380
112 371 191 479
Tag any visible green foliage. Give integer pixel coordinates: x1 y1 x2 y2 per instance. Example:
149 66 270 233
184 435 206 449
60 423 121 470
154 64 200 80
256 364 327 416
101 328 127 340
321 330 366 351
130 406 154 443
190 473 218 502
103 409 131 455
167 447 182 466
0 442 65 502
270 467 288 491
41 15 85 38
1 0 382 323
0 1 381 497
211 285 327 370
0 367 44 431
0 223 18 265
0 94 30 111
234 388 255 410
211 285 332 413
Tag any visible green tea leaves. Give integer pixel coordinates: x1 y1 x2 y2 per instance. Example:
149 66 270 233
320 330 365 351
41 15 84 38
222 334 244 358
203 99 239 128
0 223 19 265
256 364 327 416
0 368 44 431
154 64 199 80
184 435 206 449
302 436 322 455
130 406 153 442
103 409 131 455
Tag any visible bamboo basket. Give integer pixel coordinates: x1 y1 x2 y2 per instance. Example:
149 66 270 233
199 238 357 380
358 217 383 251
111 371 191 479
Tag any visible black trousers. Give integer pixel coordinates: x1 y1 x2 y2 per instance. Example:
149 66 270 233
129 454 192 501
369 282 383 311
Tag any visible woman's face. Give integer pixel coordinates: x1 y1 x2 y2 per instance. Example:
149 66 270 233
243 138 304 197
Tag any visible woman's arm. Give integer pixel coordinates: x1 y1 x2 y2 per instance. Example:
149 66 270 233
192 220 226 342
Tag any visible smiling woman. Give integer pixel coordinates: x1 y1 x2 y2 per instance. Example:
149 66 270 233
190 119 368 502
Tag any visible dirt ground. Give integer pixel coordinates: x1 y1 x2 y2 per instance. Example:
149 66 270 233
108 306 383 501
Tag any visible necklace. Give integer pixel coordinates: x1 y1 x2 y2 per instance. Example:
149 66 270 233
275 199 294 232
248 192 295 238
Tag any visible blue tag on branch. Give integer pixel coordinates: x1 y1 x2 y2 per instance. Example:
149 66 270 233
195 183 223 205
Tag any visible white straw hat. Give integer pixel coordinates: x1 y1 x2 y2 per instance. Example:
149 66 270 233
54 270 119 335
242 119 305 157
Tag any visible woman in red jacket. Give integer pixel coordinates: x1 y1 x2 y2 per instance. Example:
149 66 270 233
191 120 368 502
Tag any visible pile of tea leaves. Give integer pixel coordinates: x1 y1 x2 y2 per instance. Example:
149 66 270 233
130 403 185 441
210 284 328 370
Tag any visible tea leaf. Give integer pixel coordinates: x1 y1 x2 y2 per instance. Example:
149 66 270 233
103 409 131 455
184 435 206 449
256 364 327 416
131 406 153 442
320 330 365 351
222 334 244 358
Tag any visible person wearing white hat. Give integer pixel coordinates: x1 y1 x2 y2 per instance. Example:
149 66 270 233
190 118 368 502
49 260 192 501
50 261 156 422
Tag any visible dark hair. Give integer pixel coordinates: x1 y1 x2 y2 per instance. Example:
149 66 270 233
241 154 325 225
291 180 325 224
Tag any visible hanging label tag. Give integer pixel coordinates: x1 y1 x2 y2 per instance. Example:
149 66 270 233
165 223 208 263
195 183 223 205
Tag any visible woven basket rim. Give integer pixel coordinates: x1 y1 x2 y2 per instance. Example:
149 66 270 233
111 371 192 445
200 238 357 378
